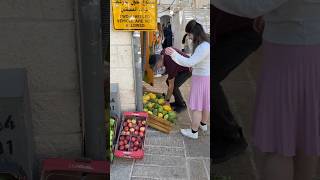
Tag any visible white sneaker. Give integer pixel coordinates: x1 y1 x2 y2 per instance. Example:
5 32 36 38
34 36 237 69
199 124 208 132
181 129 198 139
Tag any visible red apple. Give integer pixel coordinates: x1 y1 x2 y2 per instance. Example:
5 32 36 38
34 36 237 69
127 119 132 123
123 122 128 127
136 137 141 142
134 141 139 146
119 141 124 146
142 120 146 125
128 123 133 128
126 132 130 135
121 131 125 135
133 147 138 151
124 127 129 131
135 126 140 131
139 132 144 137
140 127 145 132
131 137 136 142
126 136 130 141
134 131 139 135
124 140 128 145
120 136 125 141
119 145 124 150
125 144 130 149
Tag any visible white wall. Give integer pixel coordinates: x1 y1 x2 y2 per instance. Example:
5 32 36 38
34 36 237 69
0 0 82 159
110 22 136 112
172 11 188 50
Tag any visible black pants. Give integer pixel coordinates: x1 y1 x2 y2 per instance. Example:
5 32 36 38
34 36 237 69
213 30 262 139
166 71 192 106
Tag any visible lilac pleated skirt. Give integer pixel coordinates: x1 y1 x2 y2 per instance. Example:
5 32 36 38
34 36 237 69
252 41 320 156
189 75 210 111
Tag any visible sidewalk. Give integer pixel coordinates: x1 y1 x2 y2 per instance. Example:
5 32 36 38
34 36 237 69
211 48 320 180
111 75 210 180
212 50 260 180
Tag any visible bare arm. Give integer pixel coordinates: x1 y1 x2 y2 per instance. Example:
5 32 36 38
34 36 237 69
166 78 175 102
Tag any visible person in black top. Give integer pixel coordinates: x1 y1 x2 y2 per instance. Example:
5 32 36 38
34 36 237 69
149 48 192 112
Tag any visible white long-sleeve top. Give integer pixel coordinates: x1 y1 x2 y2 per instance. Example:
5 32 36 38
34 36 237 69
213 0 320 45
170 41 210 76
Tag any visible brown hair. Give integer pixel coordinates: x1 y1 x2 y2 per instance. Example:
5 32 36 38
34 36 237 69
185 20 209 53
157 23 164 41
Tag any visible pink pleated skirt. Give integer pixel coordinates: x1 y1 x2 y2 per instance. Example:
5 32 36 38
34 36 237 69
189 75 210 111
252 41 320 156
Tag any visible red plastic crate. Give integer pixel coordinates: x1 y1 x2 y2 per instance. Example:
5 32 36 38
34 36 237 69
40 158 109 180
114 112 148 159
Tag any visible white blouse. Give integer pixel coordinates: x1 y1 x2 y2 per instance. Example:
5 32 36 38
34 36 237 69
170 42 210 76
213 0 320 45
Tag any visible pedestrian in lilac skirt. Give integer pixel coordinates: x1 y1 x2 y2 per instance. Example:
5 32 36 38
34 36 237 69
165 20 210 139
213 0 320 179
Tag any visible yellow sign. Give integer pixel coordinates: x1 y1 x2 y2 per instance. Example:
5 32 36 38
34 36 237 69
112 0 157 31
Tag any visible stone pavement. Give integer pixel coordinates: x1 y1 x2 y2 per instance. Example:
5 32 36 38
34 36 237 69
212 49 260 180
211 48 320 180
111 75 210 180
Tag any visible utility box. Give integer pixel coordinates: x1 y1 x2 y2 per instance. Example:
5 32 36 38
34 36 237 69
0 68 34 179
110 83 120 118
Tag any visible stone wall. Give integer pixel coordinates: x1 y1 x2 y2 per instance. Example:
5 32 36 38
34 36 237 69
0 0 82 160
110 23 136 112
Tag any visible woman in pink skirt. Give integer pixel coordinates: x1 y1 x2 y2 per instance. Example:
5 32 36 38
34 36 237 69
165 20 210 139
213 0 320 179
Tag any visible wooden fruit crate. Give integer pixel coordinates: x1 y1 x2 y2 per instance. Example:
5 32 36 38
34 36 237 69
147 114 173 134
114 112 148 159
143 91 174 134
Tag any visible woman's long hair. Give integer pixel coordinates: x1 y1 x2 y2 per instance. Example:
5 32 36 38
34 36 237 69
182 34 188 44
185 20 209 53
157 23 163 39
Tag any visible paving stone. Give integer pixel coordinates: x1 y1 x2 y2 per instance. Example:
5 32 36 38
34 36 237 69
187 159 208 180
211 51 264 180
212 174 255 180
145 131 184 147
224 61 252 83
222 82 255 141
176 110 190 122
212 151 255 180
111 158 134 180
135 155 186 166
131 177 159 180
204 159 210 177
184 133 210 158
144 146 185 157
246 48 263 82
173 111 191 131
132 165 188 179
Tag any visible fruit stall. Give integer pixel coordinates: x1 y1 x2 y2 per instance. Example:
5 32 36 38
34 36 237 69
107 91 177 161
143 92 177 134
114 112 148 159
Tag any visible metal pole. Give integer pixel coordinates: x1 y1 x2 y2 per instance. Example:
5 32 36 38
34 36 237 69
132 32 143 111
77 0 106 160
